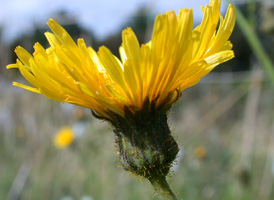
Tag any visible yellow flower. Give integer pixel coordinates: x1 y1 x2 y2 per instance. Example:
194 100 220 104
194 146 207 159
7 1 236 198
54 127 75 148
7 0 235 121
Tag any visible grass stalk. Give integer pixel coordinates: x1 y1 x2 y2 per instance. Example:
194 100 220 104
234 5 274 85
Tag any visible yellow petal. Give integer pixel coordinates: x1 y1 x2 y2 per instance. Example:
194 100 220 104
47 19 78 50
6 64 18 69
12 82 41 93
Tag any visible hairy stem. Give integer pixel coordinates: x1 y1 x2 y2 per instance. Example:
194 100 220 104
149 174 178 200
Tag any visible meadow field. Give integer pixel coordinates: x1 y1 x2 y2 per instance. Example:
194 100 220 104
1 1 274 199
1 67 273 200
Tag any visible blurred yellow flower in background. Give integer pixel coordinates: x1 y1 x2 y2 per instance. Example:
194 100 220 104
54 127 75 148
7 0 235 122
194 146 207 159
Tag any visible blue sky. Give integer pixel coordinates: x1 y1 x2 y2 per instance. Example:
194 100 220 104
0 0 230 43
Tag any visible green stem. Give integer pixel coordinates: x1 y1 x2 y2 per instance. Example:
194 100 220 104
149 174 178 200
234 5 274 85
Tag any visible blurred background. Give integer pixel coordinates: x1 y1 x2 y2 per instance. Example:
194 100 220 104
1 0 274 199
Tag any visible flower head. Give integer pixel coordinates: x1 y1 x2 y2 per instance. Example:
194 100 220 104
7 0 235 122
54 127 75 148
194 146 207 159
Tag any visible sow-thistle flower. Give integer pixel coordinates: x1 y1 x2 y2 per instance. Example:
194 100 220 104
7 0 235 199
